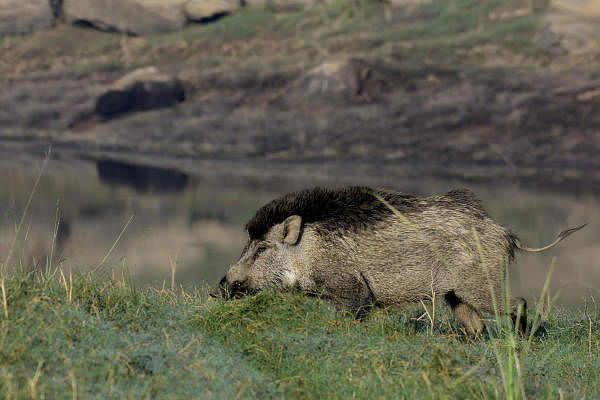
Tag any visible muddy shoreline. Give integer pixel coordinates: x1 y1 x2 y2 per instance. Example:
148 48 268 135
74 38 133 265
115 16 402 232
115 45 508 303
1 64 600 197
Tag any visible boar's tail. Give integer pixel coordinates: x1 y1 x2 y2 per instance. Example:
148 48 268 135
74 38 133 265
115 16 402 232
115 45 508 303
513 224 587 253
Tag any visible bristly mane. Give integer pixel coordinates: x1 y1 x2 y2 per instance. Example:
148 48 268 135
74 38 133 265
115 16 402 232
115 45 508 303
443 188 490 220
245 186 421 240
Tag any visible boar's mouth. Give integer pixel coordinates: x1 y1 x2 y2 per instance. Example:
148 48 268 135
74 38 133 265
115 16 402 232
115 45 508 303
209 277 255 300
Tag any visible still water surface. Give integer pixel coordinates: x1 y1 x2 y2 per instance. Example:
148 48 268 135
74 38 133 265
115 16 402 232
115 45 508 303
1 158 598 307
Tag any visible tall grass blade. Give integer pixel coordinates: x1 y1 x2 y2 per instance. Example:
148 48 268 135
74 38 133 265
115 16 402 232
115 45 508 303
1 149 50 274
526 258 556 349
92 214 135 275
46 200 62 274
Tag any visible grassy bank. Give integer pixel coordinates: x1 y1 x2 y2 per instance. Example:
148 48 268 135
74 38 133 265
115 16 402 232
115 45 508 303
1 0 554 77
0 269 598 399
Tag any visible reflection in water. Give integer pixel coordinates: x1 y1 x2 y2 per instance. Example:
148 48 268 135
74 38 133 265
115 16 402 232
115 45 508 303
97 160 189 193
1 162 598 307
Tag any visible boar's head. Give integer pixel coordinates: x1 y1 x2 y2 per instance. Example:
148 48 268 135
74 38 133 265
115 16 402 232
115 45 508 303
211 215 303 299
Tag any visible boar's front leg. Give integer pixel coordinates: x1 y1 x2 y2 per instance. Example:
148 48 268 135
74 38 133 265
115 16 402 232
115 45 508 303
445 291 485 335
315 270 375 320
352 272 377 319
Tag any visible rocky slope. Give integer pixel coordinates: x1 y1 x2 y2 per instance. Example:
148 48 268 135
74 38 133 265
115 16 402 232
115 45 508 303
1 0 599 193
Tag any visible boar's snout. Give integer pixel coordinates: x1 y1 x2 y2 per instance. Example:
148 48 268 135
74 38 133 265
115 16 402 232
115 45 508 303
209 276 227 298
209 276 250 299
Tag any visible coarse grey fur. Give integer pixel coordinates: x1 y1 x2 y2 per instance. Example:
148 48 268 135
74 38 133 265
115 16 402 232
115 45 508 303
213 186 585 335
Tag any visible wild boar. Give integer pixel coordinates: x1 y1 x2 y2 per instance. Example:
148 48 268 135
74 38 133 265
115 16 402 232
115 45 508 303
212 186 584 335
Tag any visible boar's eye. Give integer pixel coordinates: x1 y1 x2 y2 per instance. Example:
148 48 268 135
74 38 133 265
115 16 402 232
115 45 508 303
253 244 268 260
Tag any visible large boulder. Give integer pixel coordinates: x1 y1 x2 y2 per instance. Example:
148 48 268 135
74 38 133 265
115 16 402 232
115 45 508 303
0 0 57 36
184 0 240 21
95 67 185 118
289 59 392 104
62 0 188 36
291 60 361 102
537 0 600 54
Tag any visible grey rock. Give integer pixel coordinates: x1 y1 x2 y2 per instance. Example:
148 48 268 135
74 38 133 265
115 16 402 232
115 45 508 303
62 0 188 36
0 0 56 36
95 67 185 118
184 0 240 21
292 60 361 101
537 0 600 54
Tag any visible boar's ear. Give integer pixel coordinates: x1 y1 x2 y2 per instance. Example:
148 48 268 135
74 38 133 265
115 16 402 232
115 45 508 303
281 215 302 245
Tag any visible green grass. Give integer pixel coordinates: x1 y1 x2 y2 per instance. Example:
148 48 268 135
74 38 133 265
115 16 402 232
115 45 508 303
148 6 277 46
379 0 550 67
0 269 598 399
2 159 597 399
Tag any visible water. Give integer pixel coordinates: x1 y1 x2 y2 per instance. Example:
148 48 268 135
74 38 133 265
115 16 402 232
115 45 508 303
1 157 598 307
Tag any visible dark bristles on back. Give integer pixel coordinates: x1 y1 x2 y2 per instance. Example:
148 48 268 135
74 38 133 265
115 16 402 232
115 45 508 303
443 188 490 220
246 186 423 240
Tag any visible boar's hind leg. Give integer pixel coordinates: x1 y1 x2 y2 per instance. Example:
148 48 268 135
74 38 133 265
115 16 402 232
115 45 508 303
510 297 527 335
445 291 485 335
